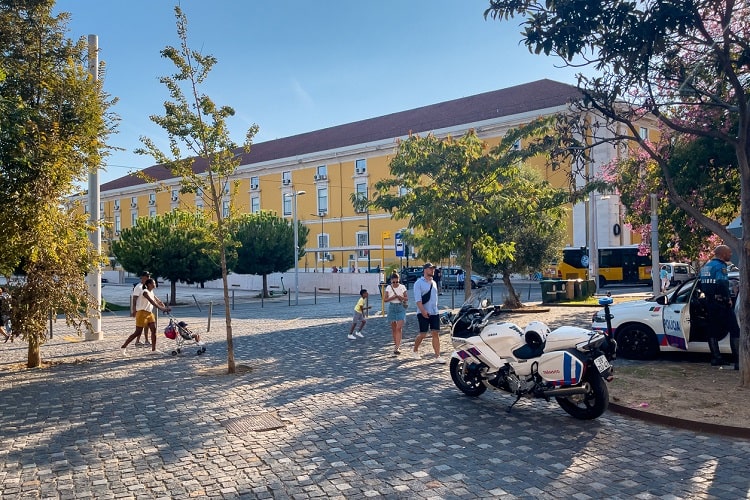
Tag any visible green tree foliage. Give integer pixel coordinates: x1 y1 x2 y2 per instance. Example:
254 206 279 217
135 7 258 374
485 0 750 383
0 0 114 367
232 212 309 297
374 119 566 302
112 211 227 304
472 168 567 308
605 136 740 263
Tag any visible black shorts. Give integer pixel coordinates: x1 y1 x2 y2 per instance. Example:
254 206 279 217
417 314 440 333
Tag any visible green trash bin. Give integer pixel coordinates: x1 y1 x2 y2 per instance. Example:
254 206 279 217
587 278 597 296
540 280 558 303
573 279 583 299
579 279 589 298
556 282 568 301
565 280 576 300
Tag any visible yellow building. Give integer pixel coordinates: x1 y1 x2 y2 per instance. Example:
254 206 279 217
87 79 646 274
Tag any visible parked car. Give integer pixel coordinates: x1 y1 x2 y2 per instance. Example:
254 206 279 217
659 262 696 286
400 266 424 285
440 267 488 289
591 277 737 360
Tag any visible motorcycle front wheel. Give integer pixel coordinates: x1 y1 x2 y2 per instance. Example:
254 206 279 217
449 358 487 397
555 374 609 420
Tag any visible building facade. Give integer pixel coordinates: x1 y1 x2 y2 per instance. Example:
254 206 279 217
83 79 649 277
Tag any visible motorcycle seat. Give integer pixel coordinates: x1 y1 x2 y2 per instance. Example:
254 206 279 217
512 342 545 360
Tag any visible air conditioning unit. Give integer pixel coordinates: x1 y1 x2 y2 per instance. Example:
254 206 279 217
355 167 365 174
130 203 137 208
282 179 291 186
250 184 258 190
171 196 178 201
326 253 334 261
314 174 327 181
148 199 155 205
114 203 120 211
115 231 120 236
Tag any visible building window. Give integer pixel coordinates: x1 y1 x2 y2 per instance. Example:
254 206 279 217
357 232 368 247
318 233 329 249
315 165 327 181
317 187 328 214
250 176 259 189
251 195 260 214
355 158 366 174
131 213 137 226
171 189 179 201
222 200 230 218
196 187 204 198
114 199 120 211
639 127 648 140
131 196 138 208
149 193 156 205
283 196 292 216
149 208 157 218
115 215 121 233
399 186 409 197
84 204 89 214
282 170 291 186
196 201 204 210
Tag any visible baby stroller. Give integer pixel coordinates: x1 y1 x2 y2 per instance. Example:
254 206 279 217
164 317 206 356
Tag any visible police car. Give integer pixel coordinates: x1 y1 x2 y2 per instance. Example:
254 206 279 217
591 277 737 360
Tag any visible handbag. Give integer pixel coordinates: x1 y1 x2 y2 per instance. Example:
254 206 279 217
421 286 432 305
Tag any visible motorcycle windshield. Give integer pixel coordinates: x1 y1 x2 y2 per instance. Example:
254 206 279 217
455 288 492 315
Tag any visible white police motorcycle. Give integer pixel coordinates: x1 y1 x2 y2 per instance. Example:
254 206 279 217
449 291 616 420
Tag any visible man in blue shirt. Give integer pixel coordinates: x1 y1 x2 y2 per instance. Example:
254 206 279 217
699 245 739 369
412 263 445 363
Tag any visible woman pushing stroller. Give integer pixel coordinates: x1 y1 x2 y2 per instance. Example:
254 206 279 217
121 278 170 355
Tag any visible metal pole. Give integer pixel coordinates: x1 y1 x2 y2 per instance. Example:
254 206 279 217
85 34 103 341
366 208 371 271
651 193 661 295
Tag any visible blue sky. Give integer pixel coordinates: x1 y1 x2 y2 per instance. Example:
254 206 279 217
55 0 584 185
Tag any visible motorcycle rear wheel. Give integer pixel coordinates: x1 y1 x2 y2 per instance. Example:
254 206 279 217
555 374 609 420
449 358 486 397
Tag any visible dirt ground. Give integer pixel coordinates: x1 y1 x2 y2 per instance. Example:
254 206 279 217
608 358 749 427
500 306 749 429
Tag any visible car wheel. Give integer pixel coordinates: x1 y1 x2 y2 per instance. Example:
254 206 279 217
615 323 659 360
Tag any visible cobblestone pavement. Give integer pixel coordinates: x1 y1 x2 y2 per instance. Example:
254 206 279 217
1 285 749 499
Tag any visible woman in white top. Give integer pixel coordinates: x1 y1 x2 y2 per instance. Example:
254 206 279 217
384 272 408 355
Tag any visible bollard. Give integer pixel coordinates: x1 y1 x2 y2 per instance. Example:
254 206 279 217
314 287 318 304
232 289 235 310
338 286 341 303
207 301 212 332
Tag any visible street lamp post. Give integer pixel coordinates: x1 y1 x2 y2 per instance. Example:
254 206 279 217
380 230 392 316
311 211 327 273
285 190 306 305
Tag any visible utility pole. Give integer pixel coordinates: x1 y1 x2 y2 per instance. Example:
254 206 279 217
85 34 103 341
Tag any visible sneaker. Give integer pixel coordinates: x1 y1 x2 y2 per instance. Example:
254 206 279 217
144 340 151 346
347 334 356 340
434 356 446 364
121 348 129 357
411 350 421 359
393 348 401 355
135 342 143 347
197 341 205 346
354 331 364 338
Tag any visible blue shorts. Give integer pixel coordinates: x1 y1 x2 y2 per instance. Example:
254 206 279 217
387 302 406 322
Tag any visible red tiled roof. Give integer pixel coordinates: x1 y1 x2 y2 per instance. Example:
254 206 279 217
102 79 580 191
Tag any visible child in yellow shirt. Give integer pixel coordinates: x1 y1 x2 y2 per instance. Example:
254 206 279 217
348 289 371 340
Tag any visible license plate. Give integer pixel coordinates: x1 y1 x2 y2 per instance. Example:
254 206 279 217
594 355 611 373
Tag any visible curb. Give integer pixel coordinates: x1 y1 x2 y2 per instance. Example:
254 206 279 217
609 403 750 439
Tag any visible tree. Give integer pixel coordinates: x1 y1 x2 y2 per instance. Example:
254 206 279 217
232 212 309 297
472 168 567 308
111 210 225 305
485 0 750 383
374 119 565 302
0 0 114 367
135 6 258 374
603 134 739 264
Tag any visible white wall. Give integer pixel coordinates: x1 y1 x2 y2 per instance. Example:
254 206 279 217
203 271 383 296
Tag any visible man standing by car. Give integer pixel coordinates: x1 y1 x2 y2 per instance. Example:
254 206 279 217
699 245 739 369
412 263 445 363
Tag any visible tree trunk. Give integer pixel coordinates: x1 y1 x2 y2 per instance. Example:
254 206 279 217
501 273 523 309
27 335 41 368
170 280 177 306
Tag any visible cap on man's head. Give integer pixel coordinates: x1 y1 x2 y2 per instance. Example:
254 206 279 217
140 271 151 277
423 262 436 269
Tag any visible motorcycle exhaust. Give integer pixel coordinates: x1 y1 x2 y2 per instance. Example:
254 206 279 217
541 383 590 398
